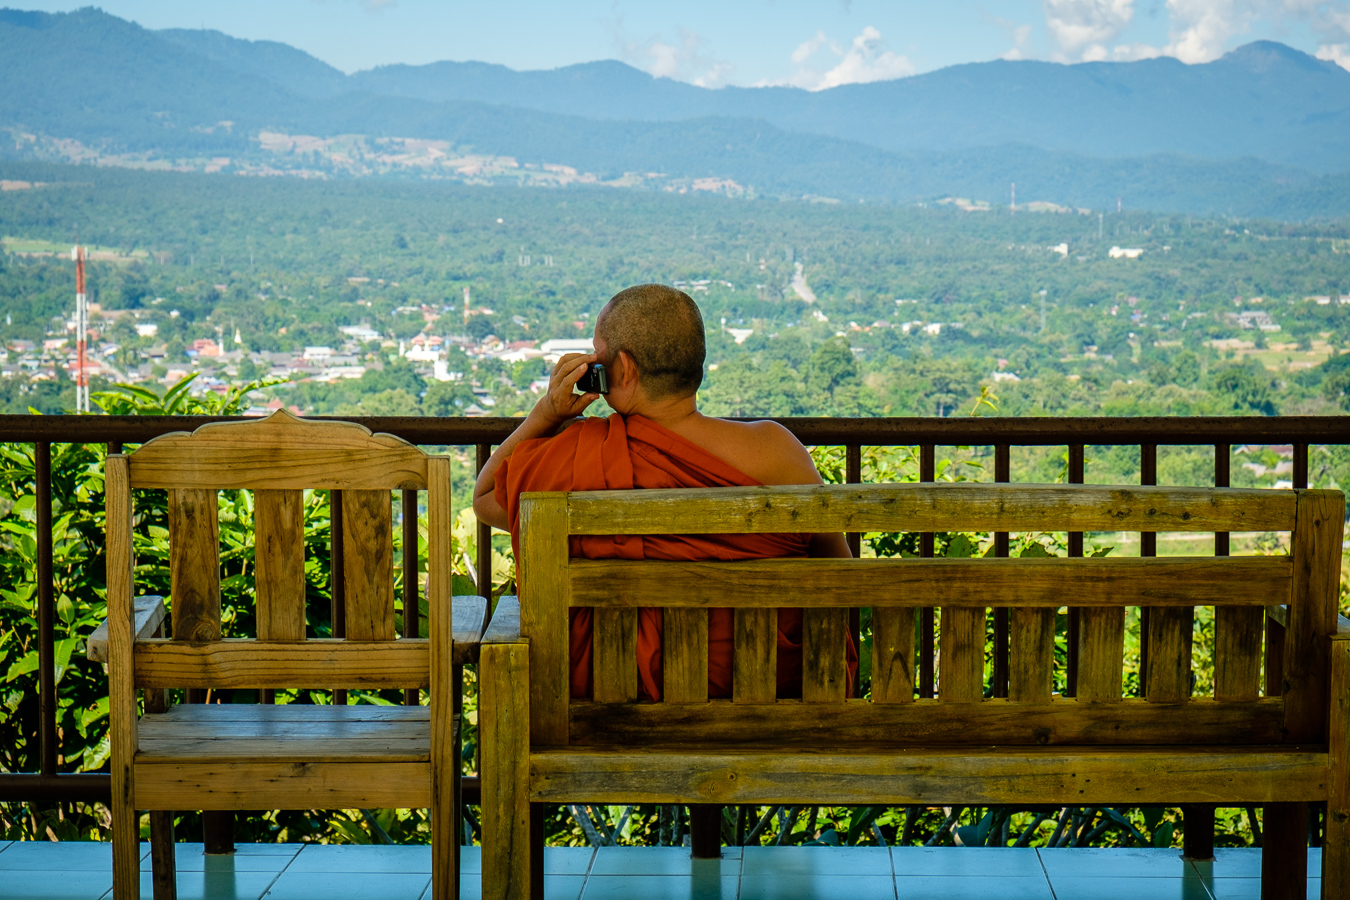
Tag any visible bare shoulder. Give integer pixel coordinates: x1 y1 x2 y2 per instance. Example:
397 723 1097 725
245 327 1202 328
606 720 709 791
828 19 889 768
703 418 821 486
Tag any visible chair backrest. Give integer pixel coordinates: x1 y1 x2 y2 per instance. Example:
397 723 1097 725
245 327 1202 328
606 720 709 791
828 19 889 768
105 410 451 694
517 483 1344 749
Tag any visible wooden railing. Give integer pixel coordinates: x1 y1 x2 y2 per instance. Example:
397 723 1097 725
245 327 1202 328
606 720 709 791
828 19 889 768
2 413 1348 855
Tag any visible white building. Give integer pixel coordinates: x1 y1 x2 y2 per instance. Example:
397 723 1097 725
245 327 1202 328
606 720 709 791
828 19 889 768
540 338 594 362
1109 247 1144 259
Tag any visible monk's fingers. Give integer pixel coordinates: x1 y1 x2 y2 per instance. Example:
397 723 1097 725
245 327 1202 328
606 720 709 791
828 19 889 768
551 352 596 377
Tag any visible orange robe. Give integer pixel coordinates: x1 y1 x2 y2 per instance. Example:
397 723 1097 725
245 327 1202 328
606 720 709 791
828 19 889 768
496 413 854 701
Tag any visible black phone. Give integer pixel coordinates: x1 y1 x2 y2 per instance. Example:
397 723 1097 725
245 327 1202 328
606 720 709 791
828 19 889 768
575 363 609 394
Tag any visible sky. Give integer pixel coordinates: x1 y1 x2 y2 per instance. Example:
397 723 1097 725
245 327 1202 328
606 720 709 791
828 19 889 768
20 0 1350 85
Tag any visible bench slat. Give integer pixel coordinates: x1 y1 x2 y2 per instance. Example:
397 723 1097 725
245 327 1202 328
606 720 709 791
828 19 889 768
1216 607 1265 701
1010 608 1056 702
568 698 1288 746
530 747 1328 806
663 608 708 704
570 556 1292 608
255 489 306 642
169 488 221 643
1146 607 1193 703
134 639 434 688
733 609 777 703
592 609 638 704
564 483 1298 535
802 608 848 703
134 760 431 810
342 489 395 642
1076 608 1125 701
939 608 985 701
870 607 915 704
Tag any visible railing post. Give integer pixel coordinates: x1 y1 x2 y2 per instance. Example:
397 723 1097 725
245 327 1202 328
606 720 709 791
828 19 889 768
403 488 421 705
1139 444 1157 695
476 444 493 600
332 490 347 707
991 444 1010 698
1065 445 1084 698
918 444 936 699
845 444 862 698
1294 443 1309 490
35 442 57 780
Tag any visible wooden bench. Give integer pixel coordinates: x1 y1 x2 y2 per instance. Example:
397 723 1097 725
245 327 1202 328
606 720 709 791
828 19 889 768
478 482 1347 900
94 411 486 900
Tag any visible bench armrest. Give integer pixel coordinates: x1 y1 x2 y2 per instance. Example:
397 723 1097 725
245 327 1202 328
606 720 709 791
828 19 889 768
451 594 489 663
482 595 522 644
87 596 166 663
1267 603 1350 640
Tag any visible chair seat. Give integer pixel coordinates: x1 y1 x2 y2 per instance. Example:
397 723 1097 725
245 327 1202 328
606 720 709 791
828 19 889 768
137 703 446 763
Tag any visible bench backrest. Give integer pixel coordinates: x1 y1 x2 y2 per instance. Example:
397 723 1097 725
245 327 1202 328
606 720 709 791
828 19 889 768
518 483 1345 748
105 409 452 694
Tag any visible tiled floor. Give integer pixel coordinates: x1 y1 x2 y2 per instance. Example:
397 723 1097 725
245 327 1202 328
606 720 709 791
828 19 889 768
0 841 1327 899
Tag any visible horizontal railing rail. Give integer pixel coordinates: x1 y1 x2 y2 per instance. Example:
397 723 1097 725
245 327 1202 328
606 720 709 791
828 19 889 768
3 413 1348 856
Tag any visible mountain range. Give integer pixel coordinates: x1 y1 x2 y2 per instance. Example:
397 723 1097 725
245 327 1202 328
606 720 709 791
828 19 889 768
2 7 1349 218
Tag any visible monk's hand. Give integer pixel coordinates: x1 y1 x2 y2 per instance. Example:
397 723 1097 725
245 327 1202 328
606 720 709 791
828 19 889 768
535 352 599 425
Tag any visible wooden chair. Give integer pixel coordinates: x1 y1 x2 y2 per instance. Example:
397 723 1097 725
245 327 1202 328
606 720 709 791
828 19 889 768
93 411 486 900
480 482 1348 900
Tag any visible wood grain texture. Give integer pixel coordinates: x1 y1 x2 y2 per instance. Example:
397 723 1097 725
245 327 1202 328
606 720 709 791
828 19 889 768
1324 640 1350 895
733 609 777 703
133 640 430 689
1146 607 1193 703
662 608 708 704
341 490 395 642
570 556 1291 609
88 596 165 663
425 457 452 641
592 608 639 704
254 489 306 642
480 642 532 900
1076 607 1125 702
133 760 429 810
1010 608 1056 703
564 483 1297 536
871 607 915 704
1215 606 1264 702
452 595 489 652
168 488 220 644
518 494 571 746
529 748 1328 806
128 410 427 491
1265 613 1286 699
940 608 986 701
803 608 848 703
567 698 1288 747
482 596 521 644
428 556 455 900
106 455 140 900
1284 489 1345 743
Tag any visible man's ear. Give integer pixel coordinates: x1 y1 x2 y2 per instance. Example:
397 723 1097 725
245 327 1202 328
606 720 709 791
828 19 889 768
614 350 640 388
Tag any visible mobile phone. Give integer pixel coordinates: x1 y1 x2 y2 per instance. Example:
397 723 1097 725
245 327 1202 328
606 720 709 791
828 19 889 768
575 363 609 394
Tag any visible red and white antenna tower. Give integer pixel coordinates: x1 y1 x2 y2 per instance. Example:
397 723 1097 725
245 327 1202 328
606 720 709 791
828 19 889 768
72 245 90 413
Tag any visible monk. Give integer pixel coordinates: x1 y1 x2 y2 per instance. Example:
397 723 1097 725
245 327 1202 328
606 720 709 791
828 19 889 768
473 284 853 701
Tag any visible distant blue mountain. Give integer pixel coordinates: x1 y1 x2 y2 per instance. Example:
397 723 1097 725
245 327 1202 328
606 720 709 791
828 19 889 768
1 7 1348 217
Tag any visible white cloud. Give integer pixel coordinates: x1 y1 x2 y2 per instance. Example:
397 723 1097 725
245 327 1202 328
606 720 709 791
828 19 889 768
1043 0 1136 60
1161 0 1253 62
618 28 735 88
771 25 915 90
1003 24 1035 60
1317 42 1350 69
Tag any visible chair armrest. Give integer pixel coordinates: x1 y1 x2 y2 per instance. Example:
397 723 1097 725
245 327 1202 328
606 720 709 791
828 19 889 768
482 595 522 644
451 595 489 664
87 596 166 663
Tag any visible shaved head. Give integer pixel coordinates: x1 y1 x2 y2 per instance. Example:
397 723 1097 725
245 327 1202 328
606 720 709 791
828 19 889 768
596 284 705 400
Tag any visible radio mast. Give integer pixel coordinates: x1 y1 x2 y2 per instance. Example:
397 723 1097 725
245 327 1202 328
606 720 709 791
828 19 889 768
72 246 89 413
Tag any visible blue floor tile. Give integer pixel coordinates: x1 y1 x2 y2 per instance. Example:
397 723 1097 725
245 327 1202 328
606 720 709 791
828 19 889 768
740 874 897 900
141 843 299 872
1049 875 1213 899
131 869 279 900
1038 847 1199 879
892 846 1045 877
0 840 125 871
895 875 1055 899
1202 878 1321 899
583 874 739 900
5 869 112 900
263 870 431 900
457 874 585 900
592 846 740 876
286 843 431 874
1195 847 1322 879
742 846 892 876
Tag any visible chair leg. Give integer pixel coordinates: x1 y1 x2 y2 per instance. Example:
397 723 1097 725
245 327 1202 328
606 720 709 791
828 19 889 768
531 805 545 900
149 811 177 900
112 798 140 900
1325 640 1350 899
1262 802 1309 900
480 642 532 900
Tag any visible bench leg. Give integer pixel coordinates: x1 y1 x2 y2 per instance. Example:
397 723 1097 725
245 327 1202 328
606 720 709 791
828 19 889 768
531 804 545 900
1182 804 1215 860
481 642 532 900
1262 802 1309 900
690 805 723 858
112 796 140 900
149 811 177 900
1323 640 1350 899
